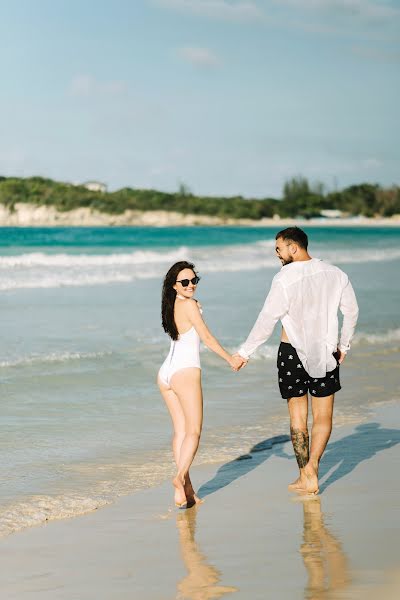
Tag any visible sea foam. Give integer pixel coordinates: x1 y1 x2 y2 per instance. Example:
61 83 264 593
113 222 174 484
0 351 111 369
1 241 399 291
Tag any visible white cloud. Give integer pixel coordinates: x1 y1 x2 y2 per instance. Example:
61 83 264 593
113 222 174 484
69 75 127 98
69 76 92 97
155 0 264 22
273 1 400 21
178 46 222 67
265 1 400 42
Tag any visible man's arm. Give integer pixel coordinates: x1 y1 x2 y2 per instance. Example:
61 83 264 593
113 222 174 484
237 278 289 360
338 277 359 357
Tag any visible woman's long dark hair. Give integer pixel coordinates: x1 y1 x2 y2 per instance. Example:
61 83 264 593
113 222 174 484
161 261 197 340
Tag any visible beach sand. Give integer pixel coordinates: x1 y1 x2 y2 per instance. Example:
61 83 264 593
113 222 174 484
1 202 400 227
0 402 399 599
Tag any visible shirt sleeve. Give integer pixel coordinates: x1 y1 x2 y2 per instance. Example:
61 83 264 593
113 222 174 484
338 278 359 353
238 278 289 359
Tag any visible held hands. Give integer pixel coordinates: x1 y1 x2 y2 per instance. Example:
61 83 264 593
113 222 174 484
229 353 248 372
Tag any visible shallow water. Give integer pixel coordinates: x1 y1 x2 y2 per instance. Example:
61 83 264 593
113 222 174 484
0 226 399 536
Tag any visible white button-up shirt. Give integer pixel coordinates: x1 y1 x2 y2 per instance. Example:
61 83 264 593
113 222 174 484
238 258 359 378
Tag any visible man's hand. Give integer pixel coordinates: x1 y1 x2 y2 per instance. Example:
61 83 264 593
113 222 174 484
230 353 248 372
337 348 346 364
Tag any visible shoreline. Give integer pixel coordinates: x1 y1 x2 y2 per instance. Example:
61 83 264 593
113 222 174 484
0 329 399 540
1 203 400 227
0 401 399 598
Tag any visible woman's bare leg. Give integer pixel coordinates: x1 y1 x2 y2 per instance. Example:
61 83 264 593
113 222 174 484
158 378 186 462
158 372 203 506
170 368 203 506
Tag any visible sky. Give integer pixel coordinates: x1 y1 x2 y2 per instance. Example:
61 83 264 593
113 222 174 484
0 0 399 198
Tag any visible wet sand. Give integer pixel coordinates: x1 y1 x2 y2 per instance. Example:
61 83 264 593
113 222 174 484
0 402 399 599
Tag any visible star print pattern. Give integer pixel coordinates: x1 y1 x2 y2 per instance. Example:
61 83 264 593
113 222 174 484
278 343 341 399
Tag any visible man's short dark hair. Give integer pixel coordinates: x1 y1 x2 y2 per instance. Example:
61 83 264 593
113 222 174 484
275 227 308 250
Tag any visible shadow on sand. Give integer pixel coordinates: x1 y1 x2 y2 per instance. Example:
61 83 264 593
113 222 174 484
198 422 400 498
318 422 400 493
198 434 290 499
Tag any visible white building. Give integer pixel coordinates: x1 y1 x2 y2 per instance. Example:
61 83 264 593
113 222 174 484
81 181 108 193
320 209 343 219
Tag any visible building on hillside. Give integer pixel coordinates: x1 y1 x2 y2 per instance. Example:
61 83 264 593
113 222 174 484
81 181 108 193
319 209 344 219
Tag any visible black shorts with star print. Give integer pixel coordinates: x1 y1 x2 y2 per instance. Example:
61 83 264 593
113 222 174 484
277 342 341 399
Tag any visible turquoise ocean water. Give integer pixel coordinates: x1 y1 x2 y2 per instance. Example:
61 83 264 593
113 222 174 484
0 226 399 536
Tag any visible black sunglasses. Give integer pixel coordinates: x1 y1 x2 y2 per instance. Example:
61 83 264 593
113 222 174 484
176 276 200 287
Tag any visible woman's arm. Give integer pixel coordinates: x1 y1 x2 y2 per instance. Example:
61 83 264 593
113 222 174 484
185 300 242 369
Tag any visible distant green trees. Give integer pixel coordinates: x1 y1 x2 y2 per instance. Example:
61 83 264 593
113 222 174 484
277 176 400 219
0 175 399 220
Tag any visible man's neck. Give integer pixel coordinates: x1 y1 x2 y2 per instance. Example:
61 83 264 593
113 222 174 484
293 253 312 262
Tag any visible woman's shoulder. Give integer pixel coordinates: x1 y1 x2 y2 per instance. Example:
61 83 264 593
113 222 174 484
182 298 203 313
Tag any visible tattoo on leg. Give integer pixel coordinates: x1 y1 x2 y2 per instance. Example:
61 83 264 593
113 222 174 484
290 427 309 469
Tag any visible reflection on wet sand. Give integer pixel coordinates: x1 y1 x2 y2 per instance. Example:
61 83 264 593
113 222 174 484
300 497 351 599
176 506 237 600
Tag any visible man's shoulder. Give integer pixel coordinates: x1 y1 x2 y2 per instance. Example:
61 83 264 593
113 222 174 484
276 259 348 287
272 270 286 285
311 261 352 291
317 260 348 280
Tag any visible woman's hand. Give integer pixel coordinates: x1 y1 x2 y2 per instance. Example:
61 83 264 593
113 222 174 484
229 354 247 371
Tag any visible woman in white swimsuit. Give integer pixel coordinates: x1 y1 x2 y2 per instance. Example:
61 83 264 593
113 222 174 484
158 261 242 508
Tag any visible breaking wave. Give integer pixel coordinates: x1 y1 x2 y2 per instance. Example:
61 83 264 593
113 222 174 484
1 241 399 291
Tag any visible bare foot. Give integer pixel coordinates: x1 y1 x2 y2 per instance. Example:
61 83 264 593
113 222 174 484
184 480 204 506
288 476 304 492
173 475 187 508
297 464 319 495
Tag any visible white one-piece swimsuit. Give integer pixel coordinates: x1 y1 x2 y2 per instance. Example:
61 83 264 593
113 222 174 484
158 324 201 387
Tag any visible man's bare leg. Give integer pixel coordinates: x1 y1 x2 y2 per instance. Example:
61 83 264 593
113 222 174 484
301 394 335 494
287 394 309 490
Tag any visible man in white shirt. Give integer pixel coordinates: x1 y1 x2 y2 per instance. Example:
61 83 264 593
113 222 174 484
235 227 359 494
